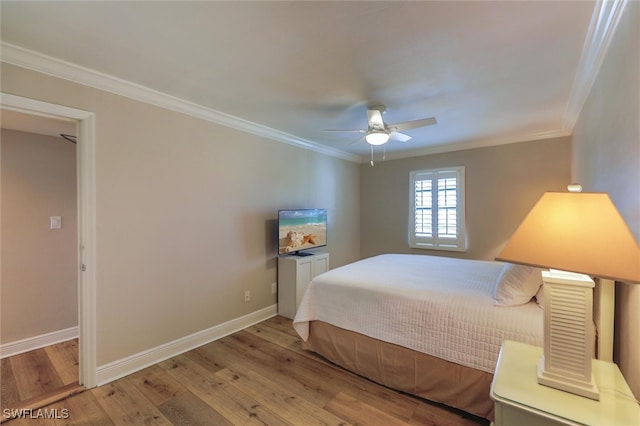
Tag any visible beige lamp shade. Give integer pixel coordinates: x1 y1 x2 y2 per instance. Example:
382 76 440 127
497 192 640 283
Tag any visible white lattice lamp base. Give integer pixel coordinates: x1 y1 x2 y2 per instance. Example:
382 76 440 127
537 270 599 400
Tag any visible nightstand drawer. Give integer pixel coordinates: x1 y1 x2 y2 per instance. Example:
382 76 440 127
495 400 572 426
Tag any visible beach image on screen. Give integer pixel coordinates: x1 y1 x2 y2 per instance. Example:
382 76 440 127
278 209 327 254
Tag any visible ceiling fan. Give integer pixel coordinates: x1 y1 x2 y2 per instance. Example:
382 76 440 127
325 105 437 145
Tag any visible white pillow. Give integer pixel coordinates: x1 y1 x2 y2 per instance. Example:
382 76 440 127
494 263 543 306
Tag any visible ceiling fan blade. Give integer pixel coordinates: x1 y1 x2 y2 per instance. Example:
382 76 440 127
389 131 411 142
393 117 437 131
324 128 366 133
367 109 385 127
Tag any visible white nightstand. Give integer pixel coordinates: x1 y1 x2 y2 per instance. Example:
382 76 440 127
491 340 639 426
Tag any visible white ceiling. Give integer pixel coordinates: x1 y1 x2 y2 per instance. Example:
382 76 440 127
1 1 600 161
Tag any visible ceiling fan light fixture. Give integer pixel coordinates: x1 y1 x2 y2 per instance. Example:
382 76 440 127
365 130 389 145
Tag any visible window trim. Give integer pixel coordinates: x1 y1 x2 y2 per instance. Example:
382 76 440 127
408 166 467 252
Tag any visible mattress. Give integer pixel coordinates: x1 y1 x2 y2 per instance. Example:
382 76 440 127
293 254 543 373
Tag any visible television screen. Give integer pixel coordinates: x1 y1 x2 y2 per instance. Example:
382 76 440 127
278 209 327 255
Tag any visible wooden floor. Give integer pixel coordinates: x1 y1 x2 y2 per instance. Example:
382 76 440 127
2 316 488 425
1 339 83 423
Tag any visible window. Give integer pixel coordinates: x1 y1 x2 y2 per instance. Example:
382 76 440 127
409 167 466 251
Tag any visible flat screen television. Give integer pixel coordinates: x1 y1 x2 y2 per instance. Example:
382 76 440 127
278 208 327 256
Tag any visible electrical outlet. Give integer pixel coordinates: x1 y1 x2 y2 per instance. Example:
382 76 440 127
244 290 251 302
271 282 277 294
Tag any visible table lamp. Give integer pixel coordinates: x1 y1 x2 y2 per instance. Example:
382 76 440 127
496 185 640 400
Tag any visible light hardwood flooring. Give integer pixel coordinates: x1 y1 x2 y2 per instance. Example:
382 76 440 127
2 316 488 425
1 339 83 423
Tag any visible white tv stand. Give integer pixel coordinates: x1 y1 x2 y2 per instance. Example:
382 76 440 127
277 252 329 319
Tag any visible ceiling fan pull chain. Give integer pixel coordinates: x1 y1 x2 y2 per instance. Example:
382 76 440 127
370 145 374 166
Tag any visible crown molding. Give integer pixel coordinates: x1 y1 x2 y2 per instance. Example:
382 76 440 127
1 42 360 163
3 0 624 166
563 0 629 131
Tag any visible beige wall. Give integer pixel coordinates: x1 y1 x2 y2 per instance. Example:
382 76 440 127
4 3 636 393
1 63 361 366
572 1 639 397
360 137 571 261
1 129 78 343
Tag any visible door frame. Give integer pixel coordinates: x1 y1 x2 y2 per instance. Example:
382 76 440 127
1 93 97 388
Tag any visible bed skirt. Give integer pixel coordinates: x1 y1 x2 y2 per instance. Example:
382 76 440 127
303 320 495 421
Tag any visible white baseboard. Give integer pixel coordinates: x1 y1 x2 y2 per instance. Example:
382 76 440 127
96 304 277 386
0 326 79 359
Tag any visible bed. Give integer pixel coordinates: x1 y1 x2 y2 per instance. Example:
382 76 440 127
292 253 547 420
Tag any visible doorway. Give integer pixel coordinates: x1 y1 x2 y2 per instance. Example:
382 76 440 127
0 93 97 390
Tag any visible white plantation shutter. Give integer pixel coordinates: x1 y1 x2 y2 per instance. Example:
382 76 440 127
409 167 466 251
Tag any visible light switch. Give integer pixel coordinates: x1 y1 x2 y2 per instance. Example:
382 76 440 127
50 216 62 229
